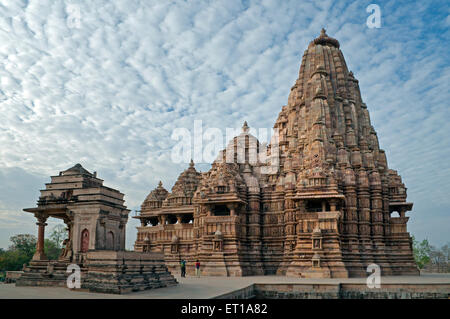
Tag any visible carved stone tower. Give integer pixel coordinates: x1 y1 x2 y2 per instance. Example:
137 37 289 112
135 30 419 277
264 29 418 277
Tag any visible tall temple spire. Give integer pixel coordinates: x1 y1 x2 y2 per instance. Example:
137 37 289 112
269 29 416 276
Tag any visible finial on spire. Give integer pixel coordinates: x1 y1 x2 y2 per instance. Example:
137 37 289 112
189 159 195 168
158 181 163 187
313 28 340 48
242 121 249 133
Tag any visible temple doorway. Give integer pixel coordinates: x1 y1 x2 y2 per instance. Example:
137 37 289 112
81 228 89 253
107 231 115 250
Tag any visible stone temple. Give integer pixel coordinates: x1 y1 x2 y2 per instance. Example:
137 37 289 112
17 164 177 293
134 30 419 278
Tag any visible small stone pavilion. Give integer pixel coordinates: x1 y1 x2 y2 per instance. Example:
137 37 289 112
24 164 129 262
16 164 176 294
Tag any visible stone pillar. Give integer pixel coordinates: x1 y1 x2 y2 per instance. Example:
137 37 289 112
329 199 337 211
119 220 126 251
33 214 48 261
228 204 236 216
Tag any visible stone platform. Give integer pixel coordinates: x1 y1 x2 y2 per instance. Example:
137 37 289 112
82 251 177 294
15 251 177 294
16 260 80 287
2 274 449 299
5 271 23 284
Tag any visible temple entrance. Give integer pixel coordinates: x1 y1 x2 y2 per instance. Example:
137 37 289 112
107 231 115 250
81 228 89 253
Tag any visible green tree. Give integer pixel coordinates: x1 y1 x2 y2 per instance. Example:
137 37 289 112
44 239 61 260
412 236 432 269
0 250 29 272
9 234 37 260
0 249 5 281
0 230 66 272
49 224 67 249
0 234 36 272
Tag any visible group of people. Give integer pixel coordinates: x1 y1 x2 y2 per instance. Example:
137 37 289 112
180 259 201 277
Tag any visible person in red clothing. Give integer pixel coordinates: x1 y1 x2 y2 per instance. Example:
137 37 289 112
195 260 201 277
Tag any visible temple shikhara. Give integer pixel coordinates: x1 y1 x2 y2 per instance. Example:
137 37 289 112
134 30 418 278
16 30 419 292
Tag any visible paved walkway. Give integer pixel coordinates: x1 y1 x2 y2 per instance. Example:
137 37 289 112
1 274 449 299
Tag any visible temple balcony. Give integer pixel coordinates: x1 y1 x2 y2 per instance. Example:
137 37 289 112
390 217 409 234
294 211 342 234
136 223 194 243
204 215 239 235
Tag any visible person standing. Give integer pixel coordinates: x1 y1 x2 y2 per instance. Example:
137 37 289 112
180 259 186 277
195 260 201 277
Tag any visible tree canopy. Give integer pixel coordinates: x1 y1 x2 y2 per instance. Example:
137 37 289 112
412 236 449 272
412 236 432 269
0 224 67 277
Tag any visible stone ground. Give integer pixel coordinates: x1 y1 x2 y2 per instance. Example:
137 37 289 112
1 274 449 299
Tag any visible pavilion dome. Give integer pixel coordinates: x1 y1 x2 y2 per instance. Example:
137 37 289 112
61 163 93 176
141 181 169 211
164 160 201 206
215 121 260 166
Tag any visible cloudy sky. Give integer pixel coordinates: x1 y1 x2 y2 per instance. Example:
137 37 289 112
0 0 449 250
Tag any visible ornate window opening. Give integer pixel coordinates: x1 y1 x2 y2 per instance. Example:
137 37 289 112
167 215 177 224
213 205 230 216
149 217 158 226
306 200 329 212
182 214 194 224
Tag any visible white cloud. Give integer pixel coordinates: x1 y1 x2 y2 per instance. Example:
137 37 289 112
0 0 448 249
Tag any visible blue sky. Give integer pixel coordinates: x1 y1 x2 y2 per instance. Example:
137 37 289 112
0 0 449 250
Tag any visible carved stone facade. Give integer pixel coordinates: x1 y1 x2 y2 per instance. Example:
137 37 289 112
134 30 419 278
